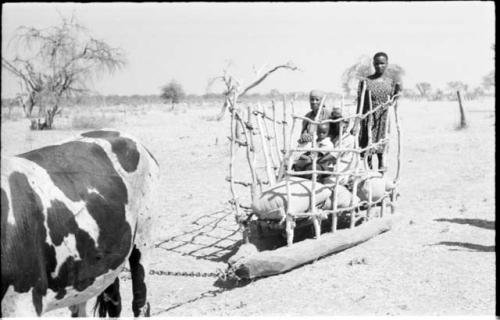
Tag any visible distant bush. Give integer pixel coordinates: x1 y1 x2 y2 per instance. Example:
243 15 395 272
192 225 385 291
1 109 24 122
71 114 117 129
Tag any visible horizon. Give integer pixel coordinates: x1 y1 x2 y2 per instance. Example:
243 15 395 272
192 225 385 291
1 2 495 99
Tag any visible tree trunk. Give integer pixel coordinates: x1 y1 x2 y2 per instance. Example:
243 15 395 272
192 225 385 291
456 90 467 129
44 109 55 130
29 105 56 130
30 118 49 130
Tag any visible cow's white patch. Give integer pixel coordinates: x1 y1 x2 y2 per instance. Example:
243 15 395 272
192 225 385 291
52 233 81 278
1 158 17 225
87 186 103 198
1 286 38 317
73 204 100 243
43 261 127 314
7 157 101 245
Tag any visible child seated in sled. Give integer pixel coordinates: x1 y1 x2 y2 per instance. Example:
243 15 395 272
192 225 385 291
293 123 336 181
322 109 358 186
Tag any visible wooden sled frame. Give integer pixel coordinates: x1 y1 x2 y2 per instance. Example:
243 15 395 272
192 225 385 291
226 84 402 280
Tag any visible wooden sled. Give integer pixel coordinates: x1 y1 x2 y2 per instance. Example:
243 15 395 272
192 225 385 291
225 86 402 280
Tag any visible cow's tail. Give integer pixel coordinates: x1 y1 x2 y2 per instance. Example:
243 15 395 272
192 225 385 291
93 277 122 317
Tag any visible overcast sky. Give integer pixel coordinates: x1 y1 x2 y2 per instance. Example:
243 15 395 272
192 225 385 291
1 2 495 98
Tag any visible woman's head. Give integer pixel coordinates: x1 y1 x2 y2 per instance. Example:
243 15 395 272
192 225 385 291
373 52 388 76
309 90 324 112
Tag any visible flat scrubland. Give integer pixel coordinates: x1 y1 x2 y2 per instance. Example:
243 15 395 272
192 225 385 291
0 96 495 316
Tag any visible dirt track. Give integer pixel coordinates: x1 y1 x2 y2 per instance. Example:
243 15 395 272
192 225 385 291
1 97 495 316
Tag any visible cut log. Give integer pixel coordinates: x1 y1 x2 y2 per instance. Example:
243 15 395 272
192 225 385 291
230 214 400 279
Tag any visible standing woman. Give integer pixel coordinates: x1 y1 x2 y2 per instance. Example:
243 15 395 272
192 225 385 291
356 52 402 171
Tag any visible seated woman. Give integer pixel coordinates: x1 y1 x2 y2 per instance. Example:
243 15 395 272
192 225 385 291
297 89 331 146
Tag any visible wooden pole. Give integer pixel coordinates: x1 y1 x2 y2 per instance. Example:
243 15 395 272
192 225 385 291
393 100 402 183
271 101 282 164
285 154 294 246
247 105 258 191
284 115 298 246
366 91 373 220
392 98 402 214
331 119 344 233
260 103 279 172
236 106 258 201
282 95 288 156
310 96 327 239
457 90 467 128
257 103 276 185
276 95 288 182
229 105 242 234
349 80 366 228
382 96 392 177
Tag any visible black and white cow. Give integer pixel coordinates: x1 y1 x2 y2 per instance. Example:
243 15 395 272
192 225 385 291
1 130 159 317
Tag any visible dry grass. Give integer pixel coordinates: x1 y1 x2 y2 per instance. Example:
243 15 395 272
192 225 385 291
1 107 25 122
70 112 118 129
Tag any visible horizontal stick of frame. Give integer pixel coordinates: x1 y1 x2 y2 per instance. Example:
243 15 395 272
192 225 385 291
289 211 366 221
285 170 376 178
290 139 389 154
225 177 270 186
252 110 287 125
293 95 400 124
227 136 250 147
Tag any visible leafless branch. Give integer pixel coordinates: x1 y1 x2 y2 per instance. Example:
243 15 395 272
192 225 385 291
240 62 298 97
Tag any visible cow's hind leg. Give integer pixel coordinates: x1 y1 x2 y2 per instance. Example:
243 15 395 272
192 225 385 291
129 245 151 316
69 301 87 317
92 277 122 317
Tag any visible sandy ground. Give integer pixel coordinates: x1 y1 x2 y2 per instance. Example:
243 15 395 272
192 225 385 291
0 97 495 316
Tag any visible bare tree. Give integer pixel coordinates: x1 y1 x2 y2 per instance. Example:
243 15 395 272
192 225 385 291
431 88 445 101
415 82 432 99
2 15 125 129
482 70 495 92
160 80 186 110
447 81 469 94
341 56 372 97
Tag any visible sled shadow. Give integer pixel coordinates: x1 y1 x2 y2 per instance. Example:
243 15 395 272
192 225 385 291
434 218 495 230
154 208 242 262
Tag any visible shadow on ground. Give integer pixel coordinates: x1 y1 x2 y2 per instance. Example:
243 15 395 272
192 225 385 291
154 207 242 262
434 218 495 230
432 217 495 252
433 241 495 252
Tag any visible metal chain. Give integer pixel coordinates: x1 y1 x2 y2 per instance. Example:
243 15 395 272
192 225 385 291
122 267 233 281
148 269 224 279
